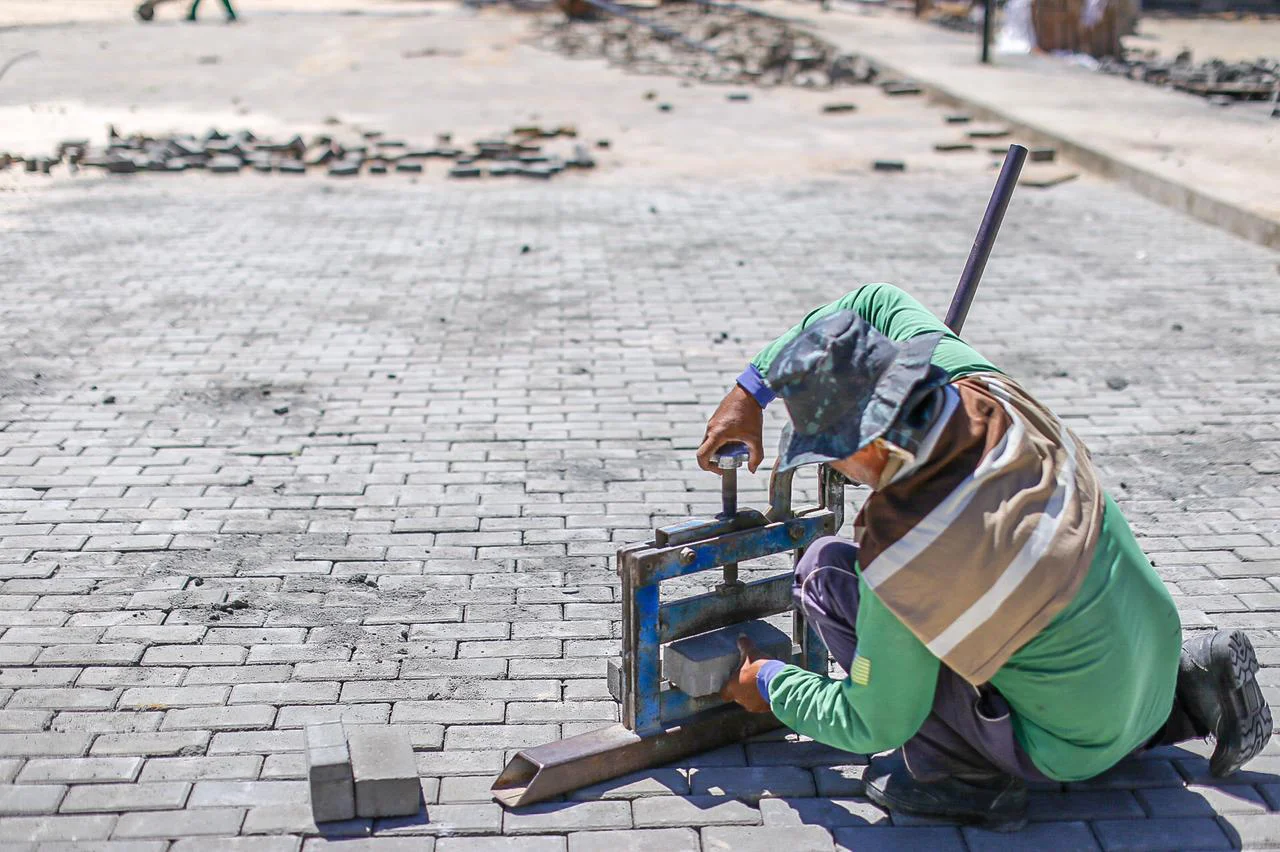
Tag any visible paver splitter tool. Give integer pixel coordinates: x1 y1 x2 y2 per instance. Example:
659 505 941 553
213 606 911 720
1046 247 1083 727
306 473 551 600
490 144 1030 808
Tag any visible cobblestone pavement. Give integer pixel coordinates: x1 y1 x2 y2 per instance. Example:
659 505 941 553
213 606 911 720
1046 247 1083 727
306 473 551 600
3 6 1280 852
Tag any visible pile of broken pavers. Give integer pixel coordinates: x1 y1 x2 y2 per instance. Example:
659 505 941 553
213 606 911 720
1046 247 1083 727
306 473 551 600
536 2 876 88
1098 50 1279 107
2 125 600 180
307 723 421 822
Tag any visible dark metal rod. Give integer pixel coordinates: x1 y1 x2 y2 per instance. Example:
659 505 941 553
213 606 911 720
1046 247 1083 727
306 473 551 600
981 0 994 63
944 143 1027 334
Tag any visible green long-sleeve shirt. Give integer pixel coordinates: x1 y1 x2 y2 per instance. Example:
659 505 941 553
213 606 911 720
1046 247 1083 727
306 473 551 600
751 283 1182 781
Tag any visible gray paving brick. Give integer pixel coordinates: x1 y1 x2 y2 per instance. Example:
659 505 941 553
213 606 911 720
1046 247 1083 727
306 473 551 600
159 705 276 731
240 802 371 836
567 828 697 852
0 735 92 758
1092 816 1233 851
503 800 632 834
832 825 967 851
703 825 835 851
1137 784 1268 816
303 840 432 851
964 821 1100 851
373 802 503 836
690 766 815 801
90 732 210 757
0 784 66 815
347 727 419 819
759 797 888 827
187 780 307 808
436 839 558 852
632 795 761 827
138 756 262 783
1029 790 1145 821
59 782 191 813
171 838 302 852
112 807 245 838
18 758 142 785
567 769 688 801
1215 813 1280 849
0 814 116 841
813 765 867 797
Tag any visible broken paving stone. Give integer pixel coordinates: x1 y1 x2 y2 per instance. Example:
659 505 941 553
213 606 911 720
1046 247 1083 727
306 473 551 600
821 102 857 113
307 723 355 824
934 142 975 152
665 619 793 697
881 80 922 95
1020 169 1079 188
873 159 906 172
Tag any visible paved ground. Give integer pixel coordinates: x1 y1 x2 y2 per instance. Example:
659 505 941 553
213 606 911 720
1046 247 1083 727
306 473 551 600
2 3 1280 850
781 2 1280 249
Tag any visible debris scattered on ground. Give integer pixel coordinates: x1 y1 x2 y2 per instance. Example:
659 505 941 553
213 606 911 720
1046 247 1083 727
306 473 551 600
2 124 601 181
534 2 878 88
1020 168 1079 189
966 126 1011 139
873 159 906 172
1098 50 1279 102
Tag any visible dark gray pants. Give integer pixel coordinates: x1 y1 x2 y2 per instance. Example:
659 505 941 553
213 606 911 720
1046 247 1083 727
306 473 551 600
793 536 1053 782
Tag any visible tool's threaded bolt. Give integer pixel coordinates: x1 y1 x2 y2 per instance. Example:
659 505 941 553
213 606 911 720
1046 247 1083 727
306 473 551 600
679 547 696 566
788 522 804 541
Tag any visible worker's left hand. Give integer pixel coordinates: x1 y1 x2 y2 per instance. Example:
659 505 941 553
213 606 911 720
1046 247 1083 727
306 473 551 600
719 636 774 714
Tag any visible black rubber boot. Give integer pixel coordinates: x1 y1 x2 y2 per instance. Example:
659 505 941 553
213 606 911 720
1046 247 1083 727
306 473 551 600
1178 629 1272 777
864 752 1028 832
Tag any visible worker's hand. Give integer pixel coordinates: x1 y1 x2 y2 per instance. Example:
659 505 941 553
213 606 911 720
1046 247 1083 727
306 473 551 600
697 385 765 474
719 636 773 714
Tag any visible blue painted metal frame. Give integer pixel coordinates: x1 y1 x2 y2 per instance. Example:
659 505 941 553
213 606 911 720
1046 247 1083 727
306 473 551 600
617 464 845 736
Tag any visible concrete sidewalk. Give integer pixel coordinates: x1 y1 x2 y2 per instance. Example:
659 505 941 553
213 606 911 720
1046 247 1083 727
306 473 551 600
757 2 1280 250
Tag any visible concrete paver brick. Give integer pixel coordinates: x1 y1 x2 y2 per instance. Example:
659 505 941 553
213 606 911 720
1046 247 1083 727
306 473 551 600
347 727 420 819
17 758 142 785
632 795 761 827
187 780 308 808
567 828 698 852
703 824 835 851
964 821 1100 851
171 838 303 852
59 782 191 813
832 825 967 851
112 807 246 839
1092 816 1233 851
305 723 354 823
691 766 816 801
0 813 117 841
566 769 688 800
759 796 889 826
0 784 66 816
502 800 632 834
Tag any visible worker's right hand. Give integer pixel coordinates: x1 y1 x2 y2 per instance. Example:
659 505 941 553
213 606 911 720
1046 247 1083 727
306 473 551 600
696 384 765 474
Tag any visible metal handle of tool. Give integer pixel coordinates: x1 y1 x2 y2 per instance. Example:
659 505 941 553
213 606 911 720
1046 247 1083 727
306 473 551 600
944 143 1028 334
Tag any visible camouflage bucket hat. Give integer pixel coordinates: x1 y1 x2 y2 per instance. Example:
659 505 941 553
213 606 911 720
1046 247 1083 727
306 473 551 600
766 310 948 473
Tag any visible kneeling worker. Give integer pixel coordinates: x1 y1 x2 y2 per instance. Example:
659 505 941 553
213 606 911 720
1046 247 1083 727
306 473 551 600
701 283 1272 830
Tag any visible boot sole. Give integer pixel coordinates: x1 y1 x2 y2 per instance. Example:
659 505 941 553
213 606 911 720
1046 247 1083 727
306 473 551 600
1211 630 1272 777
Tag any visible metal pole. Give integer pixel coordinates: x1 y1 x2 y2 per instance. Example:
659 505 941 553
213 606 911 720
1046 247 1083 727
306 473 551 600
981 0 994 63
944 143 1028 334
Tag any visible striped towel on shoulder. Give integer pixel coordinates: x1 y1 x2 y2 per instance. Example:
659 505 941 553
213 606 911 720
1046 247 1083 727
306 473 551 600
854 372 1104 685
